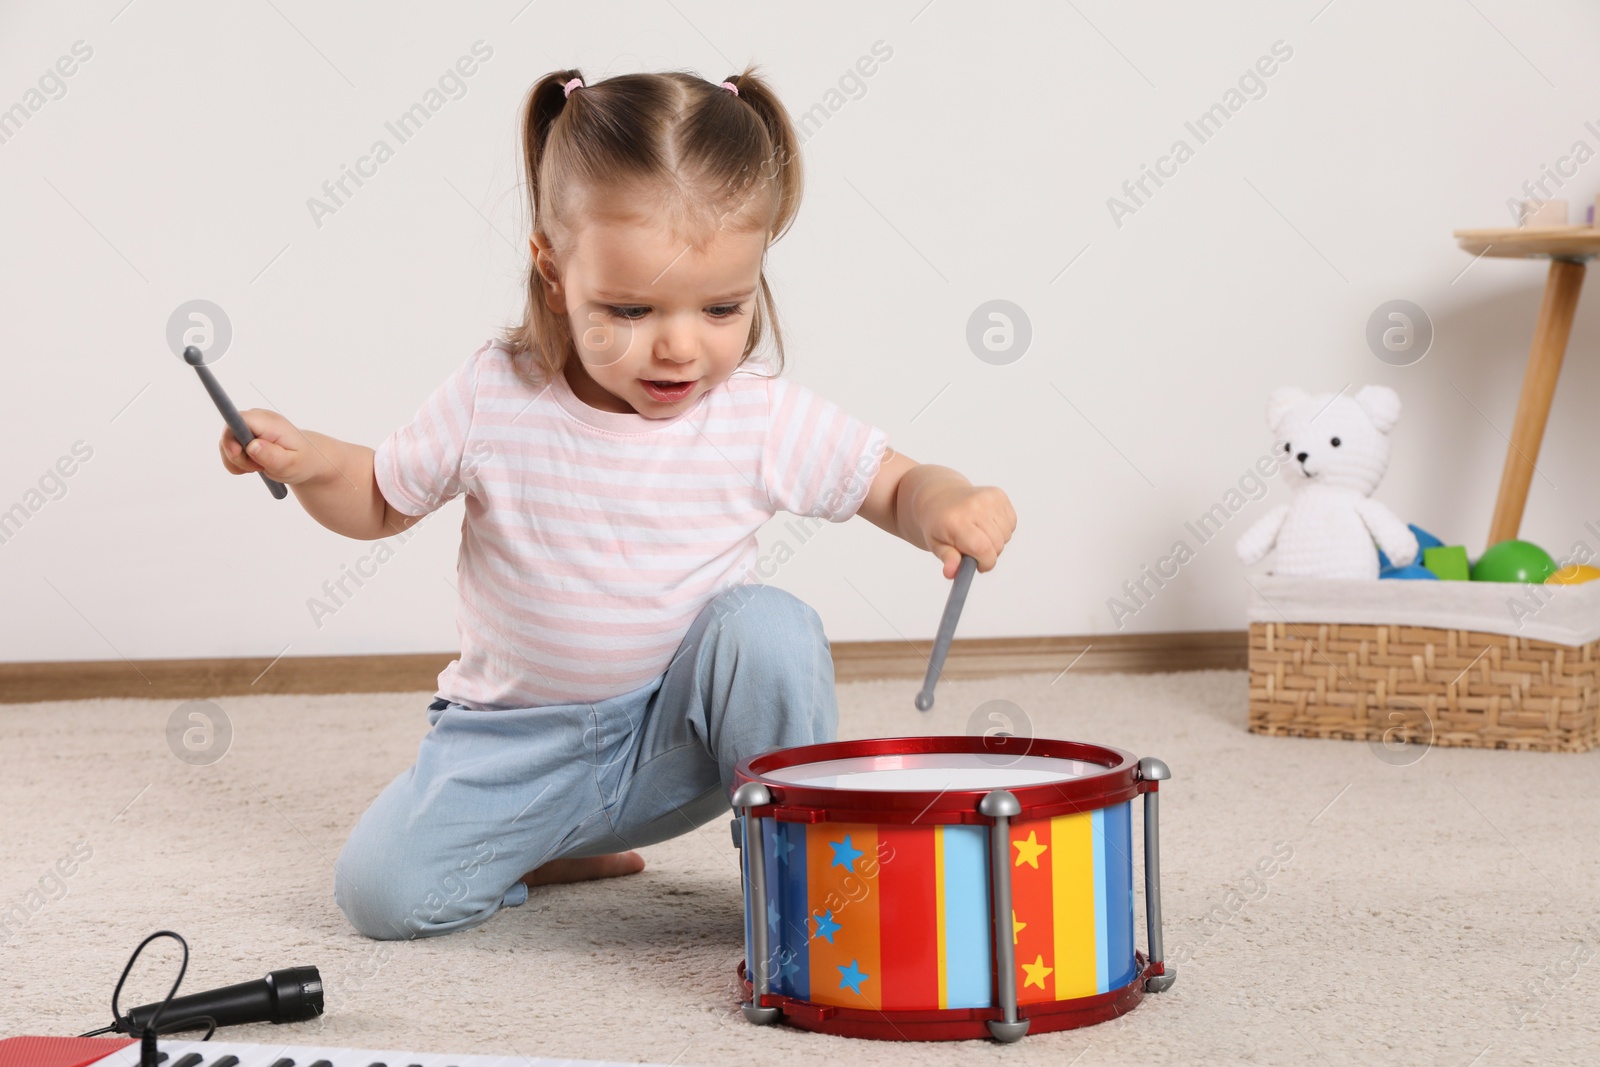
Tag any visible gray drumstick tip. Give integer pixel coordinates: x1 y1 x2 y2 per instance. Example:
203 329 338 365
915 553 978 711
187 345 288 500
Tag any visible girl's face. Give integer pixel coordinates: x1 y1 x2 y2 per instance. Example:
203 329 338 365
533 211 768 417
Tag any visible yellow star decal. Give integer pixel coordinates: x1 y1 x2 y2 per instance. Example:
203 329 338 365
1021 954 1053 990
1012 830 1047 868
1012 910 1026 944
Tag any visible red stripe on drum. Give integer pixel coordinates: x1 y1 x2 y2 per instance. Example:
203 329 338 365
1010 815 1058 1005
875 824 939 1011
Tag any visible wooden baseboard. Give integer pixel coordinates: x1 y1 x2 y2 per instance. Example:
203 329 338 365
830 630 1245 681
0 631 1246 705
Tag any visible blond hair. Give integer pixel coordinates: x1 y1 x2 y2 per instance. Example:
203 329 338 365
500 67 804 384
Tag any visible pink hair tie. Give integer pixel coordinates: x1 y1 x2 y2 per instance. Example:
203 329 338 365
562 77 583 98
720 80 738 96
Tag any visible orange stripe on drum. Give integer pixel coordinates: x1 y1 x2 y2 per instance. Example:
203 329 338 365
804 822 881 1009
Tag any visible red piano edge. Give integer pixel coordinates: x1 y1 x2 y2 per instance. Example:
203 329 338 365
0 1036 137 1067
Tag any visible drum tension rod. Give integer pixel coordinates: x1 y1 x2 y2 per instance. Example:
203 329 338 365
732 782 782 1025
1138 757 1178 994
980 789 1030 1043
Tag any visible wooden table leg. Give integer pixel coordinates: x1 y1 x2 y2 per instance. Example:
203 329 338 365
1487 256 1587 546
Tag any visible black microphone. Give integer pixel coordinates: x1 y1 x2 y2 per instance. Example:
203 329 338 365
113 966 323 1034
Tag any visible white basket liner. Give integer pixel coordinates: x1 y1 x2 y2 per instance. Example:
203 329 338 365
1244 574 1600 646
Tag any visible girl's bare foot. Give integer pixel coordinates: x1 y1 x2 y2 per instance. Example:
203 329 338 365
519 851 645 889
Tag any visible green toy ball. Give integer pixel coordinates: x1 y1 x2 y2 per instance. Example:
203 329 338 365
1470 539 1559 583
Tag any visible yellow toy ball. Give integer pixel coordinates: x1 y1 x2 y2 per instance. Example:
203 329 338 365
1545 564 1600 585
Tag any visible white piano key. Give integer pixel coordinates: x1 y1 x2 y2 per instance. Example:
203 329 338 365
86 1038 694 1067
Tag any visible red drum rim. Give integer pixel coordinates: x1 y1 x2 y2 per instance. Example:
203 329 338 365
736 953 1154 1041
733 735 1145 825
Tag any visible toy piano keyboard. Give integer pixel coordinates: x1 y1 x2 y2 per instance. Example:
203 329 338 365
0 1036 679 1067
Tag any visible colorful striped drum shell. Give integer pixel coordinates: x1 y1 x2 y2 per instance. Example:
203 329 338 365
735 736 1154 1041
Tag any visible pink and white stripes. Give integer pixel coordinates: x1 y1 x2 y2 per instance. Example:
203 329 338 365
373 339 889 710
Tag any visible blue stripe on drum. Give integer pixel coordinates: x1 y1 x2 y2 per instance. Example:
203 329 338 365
761 817 781 996
1104 800 1138 989
757 819 804 1001
742 818 755 992
778 821 810 1000
1092 806 1109 993
941 824 993 1009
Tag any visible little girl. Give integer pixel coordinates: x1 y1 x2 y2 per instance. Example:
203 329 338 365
220 66 1015 942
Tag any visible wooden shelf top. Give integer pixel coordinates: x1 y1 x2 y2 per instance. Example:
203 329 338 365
1454 226 1600 259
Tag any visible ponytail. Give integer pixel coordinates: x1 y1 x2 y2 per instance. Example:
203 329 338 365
501 65 805 384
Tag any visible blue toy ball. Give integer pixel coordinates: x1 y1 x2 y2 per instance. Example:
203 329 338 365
1379 525 1444 579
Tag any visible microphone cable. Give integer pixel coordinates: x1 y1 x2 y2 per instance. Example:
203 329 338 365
78 930 217 1066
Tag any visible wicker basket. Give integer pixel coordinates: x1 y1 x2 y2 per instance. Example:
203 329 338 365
1245 577 1600 753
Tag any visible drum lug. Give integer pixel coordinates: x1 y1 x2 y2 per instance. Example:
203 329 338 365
979 788 1027 1040
977 790 1022 819
1135 757 1175 993
1137 756 1171 784
987 1019 1030 1043
731 781 772 810
732 782 779 1023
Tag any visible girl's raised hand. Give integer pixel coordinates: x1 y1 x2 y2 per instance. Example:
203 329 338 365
923 484 1016 578
218 409 328 487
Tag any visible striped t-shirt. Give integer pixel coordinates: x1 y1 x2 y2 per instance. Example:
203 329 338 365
372 338 891 711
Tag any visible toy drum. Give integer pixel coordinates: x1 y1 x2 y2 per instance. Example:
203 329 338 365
730 735 1175 1042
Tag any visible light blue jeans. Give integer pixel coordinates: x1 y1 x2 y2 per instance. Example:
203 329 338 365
332 583 838 941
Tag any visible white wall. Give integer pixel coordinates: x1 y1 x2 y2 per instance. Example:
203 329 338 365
3 0 1599 666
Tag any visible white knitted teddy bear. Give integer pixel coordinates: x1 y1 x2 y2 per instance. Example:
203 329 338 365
1236 385 1418 580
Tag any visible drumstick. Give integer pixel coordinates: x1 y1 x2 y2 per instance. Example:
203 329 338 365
185 345 288 500
915 553 978 711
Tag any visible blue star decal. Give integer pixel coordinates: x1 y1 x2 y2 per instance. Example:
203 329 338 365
830 834 863 871
767 899 780 929
838 958 869 995
812 909 841 943
780 955 801 981
775 834 795 863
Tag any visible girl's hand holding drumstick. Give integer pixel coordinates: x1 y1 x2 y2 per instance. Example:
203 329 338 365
915 480 1015 580
216 407 328 489
903 470 1016 710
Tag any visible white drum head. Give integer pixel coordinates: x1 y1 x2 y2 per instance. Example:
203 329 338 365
763 751 1102 791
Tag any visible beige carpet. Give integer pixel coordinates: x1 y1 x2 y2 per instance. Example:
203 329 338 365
2 670 1597 1066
